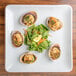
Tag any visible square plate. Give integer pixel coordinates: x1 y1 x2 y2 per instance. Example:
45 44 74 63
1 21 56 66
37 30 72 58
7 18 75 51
5 5 73 72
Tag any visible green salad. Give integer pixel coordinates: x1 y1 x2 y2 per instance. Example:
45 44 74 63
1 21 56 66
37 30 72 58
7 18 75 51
24 24 50 53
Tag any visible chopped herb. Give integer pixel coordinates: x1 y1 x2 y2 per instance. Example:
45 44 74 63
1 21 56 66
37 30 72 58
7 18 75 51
14 41 18 44
51 20 55 25
25 16 29 21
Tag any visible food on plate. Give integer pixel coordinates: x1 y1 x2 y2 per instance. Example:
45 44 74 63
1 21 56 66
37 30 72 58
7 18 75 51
20 11 37 26
48 44 61 60
24 24 50 53
20 52 37 64
12 31 23 47
47 17 63 31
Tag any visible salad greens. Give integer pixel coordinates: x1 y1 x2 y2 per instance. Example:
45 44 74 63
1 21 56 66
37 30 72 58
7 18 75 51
24 24 50 53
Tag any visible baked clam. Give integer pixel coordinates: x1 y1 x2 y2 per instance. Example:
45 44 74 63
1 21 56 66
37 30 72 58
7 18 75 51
12 31 23 47
46 17 63 31
20 11 37 26
48 44 61 61
20 52 37 64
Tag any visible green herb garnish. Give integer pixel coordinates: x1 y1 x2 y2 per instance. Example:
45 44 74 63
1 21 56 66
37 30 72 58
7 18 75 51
51 20 55 25
25 16 29 21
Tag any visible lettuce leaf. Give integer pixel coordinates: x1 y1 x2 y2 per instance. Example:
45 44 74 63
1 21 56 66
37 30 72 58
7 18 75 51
24 24 51 53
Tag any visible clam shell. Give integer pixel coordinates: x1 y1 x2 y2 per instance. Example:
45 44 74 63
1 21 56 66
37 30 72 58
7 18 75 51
11 31 23 47
20 52 37 64
48 44 61 61
20 11 37 26
46 17 63 31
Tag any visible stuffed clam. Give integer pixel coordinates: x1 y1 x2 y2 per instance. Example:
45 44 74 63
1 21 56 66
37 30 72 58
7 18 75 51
20 11 37 26
20 52 37 64
12 31 23 47
48 44 61 61
47 17 63 31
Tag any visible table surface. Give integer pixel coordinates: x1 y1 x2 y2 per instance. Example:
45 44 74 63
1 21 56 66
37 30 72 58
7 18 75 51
0 0 76 76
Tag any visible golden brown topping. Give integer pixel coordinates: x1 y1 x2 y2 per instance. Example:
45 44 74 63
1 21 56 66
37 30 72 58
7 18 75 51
47 17 63 31
20 52 37 64
12 31 23 47
24 54 34 61
14 33 22 42
21 11 37 26
23 15 35 25
49 44 61 60
50 47 60 60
